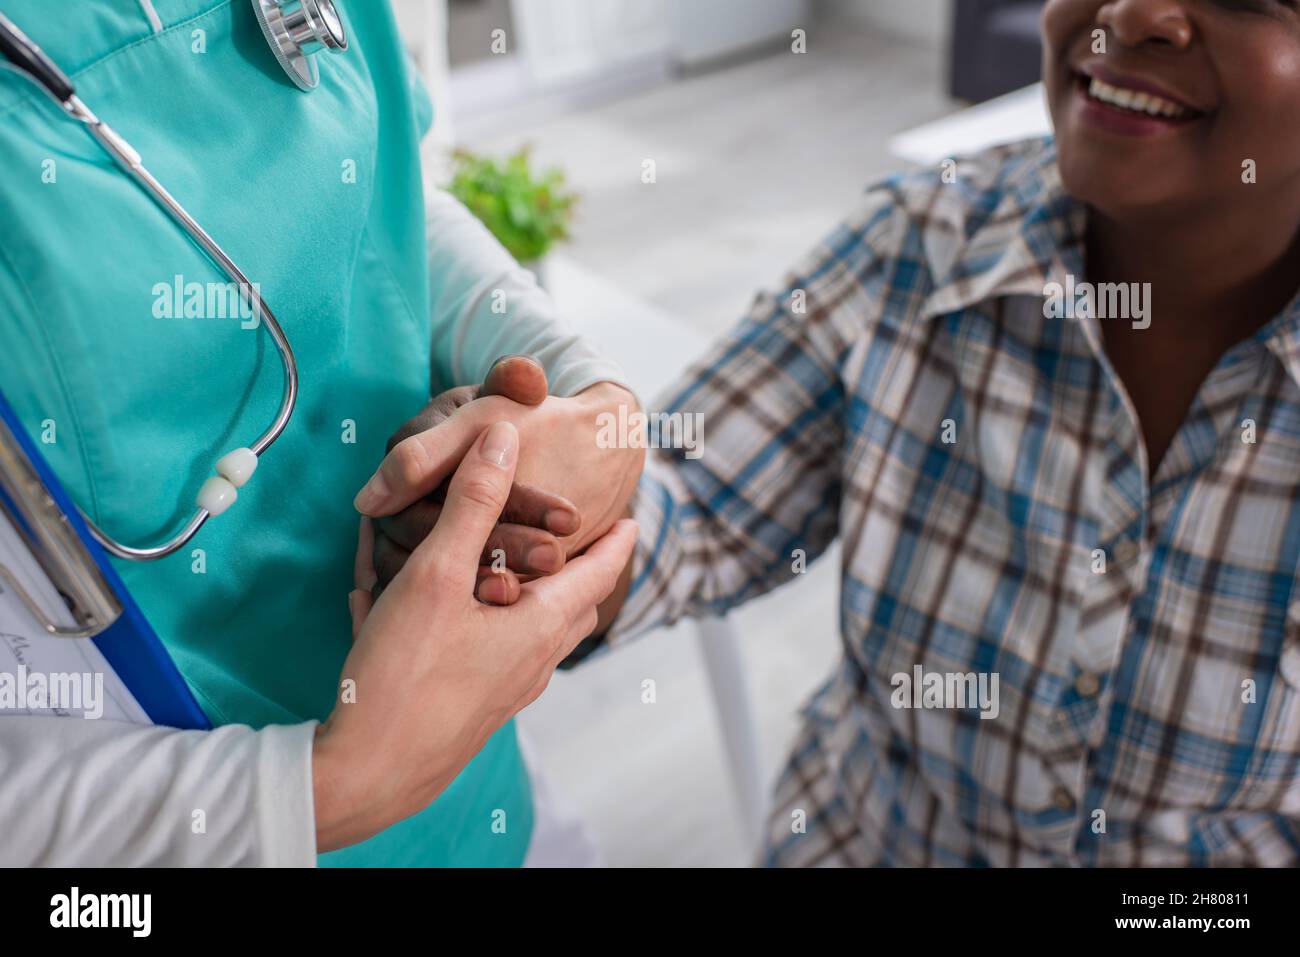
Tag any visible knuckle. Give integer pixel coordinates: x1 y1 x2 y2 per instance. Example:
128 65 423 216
457 474 507 514
388 437 432 490
522 675 551 707
541 603 576 654
385 427 412 454
532 589 563 624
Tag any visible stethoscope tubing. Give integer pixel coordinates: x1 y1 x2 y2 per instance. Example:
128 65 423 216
72 95 300 560
0 12 300 561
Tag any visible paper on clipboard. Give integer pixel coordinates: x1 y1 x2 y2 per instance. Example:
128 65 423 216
0 506 149 724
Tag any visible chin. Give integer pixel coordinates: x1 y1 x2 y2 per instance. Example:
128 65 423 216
1055 144 1111 205
1056 137 1190 218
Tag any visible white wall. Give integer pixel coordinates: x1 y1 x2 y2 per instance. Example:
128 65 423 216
667 0 810 66
816 0 952 48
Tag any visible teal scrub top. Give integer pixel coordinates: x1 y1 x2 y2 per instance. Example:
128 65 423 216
0 0 532 866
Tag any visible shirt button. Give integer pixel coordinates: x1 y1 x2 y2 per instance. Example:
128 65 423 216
1052 787 1076 813
1075 671 1101 697
1113 538 1140 563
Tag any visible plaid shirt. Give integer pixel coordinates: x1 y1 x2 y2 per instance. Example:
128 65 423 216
607 137 1300 867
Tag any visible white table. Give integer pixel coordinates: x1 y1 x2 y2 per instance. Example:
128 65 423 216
888 82 1053 166
547 254 769 844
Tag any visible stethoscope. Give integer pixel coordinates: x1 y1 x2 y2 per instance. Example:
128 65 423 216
0 2 349 561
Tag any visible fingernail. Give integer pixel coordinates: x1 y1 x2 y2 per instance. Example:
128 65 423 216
354 471 391 513
544 507 580 536
491 354 536 371
477 576 508 605
480 421 517 468
528 543 561 573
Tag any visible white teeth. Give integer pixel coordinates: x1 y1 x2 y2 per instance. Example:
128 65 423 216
1087 76 1191 119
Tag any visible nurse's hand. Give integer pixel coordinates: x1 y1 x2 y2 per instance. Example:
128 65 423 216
314 420 637 852
369 356 580 604
361 356 644 599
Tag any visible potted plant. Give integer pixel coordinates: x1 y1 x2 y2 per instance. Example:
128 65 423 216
448 146 577 287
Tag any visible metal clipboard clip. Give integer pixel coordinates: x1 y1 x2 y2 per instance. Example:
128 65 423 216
0 415 122 639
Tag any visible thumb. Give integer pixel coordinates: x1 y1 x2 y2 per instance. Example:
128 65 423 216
410 421 519 596
481 355 548 406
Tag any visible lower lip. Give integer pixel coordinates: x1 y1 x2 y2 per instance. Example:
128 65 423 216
1072 76 1201 137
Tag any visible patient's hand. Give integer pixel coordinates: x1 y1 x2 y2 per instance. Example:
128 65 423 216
359 356 645 602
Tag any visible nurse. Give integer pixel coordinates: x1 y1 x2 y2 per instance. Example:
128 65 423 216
0 0 641 865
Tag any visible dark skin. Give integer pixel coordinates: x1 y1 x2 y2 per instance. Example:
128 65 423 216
373 0 1300 620
1043 0 1300 473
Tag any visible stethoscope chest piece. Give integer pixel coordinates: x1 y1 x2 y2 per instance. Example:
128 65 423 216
252 0 348 92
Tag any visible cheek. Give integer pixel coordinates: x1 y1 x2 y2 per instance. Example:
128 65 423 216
1215 36 1300 179
1040 1 1098 115
1040 0 1101 53
1041 0 1076 73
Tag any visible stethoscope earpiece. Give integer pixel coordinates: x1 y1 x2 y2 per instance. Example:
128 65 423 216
252 0 348 92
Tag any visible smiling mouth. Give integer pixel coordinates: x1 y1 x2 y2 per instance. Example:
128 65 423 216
1074 72 1203 123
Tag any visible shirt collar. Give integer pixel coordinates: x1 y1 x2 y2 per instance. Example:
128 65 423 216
1258 292 1300 388
921 139 1087 321
919 138 1300 390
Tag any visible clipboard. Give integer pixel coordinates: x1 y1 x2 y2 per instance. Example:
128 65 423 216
0 388 210 729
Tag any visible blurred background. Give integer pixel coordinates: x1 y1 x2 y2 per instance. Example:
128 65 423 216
391 0 1052 865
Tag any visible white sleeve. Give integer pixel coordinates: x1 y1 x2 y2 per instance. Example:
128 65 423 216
0 717 318 867
425 188 630 398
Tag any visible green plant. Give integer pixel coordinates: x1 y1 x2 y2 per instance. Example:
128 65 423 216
448 146 577 263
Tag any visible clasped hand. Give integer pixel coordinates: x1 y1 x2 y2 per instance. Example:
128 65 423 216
311 357 643 851
356 356 644 603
